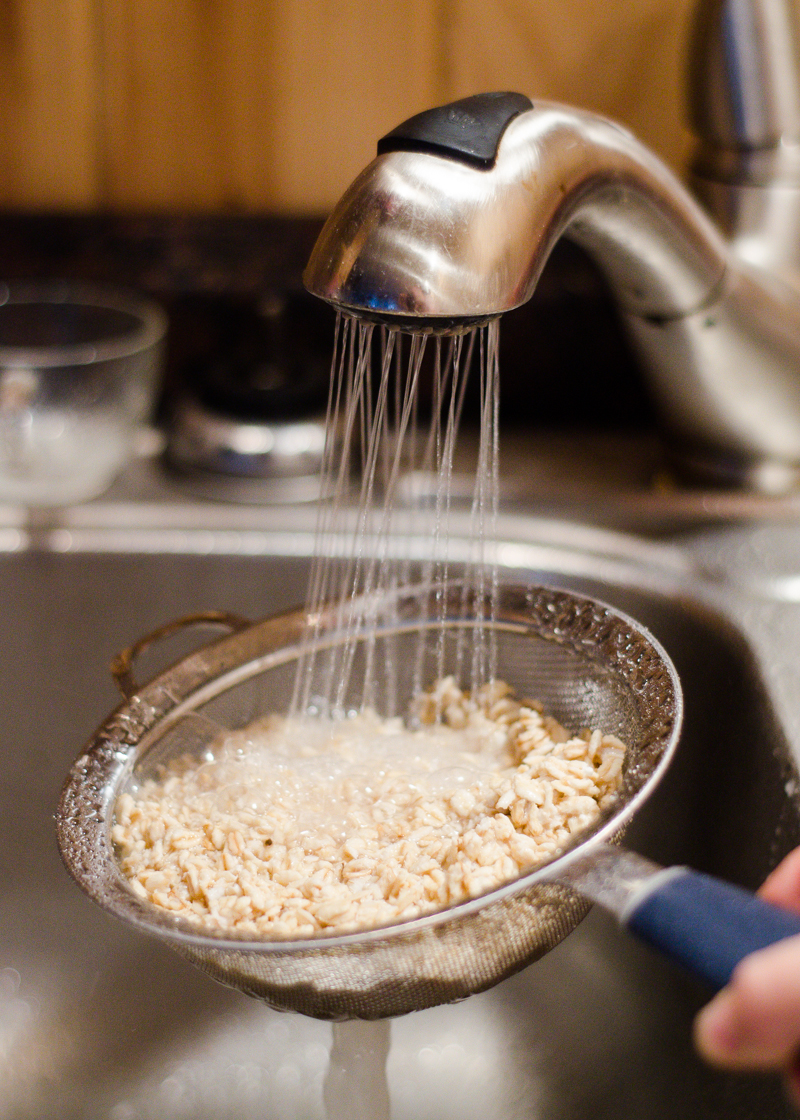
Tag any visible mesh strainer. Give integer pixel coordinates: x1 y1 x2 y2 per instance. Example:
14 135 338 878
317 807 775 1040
56 582 679 1018
58 581 800 1021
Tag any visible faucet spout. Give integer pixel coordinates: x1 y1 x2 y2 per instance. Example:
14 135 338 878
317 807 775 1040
305 95 800 490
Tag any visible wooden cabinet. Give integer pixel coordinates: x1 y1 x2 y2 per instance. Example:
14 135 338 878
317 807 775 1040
0 0 696 213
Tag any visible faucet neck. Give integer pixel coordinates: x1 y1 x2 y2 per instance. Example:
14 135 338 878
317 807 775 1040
528 107 729 319
305 103 729 324
305 97 800 488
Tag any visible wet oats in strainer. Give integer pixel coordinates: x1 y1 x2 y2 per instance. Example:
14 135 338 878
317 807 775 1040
111 674 627 938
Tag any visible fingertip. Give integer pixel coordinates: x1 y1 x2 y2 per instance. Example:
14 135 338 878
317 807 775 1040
694 991 741 1064
760 848 800 913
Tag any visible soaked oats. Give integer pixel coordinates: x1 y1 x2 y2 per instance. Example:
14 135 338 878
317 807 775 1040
113 677 626 936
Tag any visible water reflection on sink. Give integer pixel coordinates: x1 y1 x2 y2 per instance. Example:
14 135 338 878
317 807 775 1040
2 514 799 1119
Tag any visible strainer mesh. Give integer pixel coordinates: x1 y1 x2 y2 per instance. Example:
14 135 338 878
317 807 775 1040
57 582 679 1020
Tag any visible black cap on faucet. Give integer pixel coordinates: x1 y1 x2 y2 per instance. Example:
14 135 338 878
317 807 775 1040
377 91 533 169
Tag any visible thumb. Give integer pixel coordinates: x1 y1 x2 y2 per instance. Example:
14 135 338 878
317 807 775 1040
694 934 800 1070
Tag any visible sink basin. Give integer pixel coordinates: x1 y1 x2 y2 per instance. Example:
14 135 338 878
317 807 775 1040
2 487 800 1119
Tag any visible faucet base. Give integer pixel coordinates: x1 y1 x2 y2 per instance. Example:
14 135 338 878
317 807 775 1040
668 443 800 496
691 174 800 289
623 262 800 492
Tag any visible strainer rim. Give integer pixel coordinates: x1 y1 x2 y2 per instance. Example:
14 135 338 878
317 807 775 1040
56 580 683 953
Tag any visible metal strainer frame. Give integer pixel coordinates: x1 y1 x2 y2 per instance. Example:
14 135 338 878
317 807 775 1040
57 582 681 1020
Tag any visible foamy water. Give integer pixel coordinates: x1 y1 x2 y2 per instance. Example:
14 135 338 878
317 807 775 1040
193 707 515 843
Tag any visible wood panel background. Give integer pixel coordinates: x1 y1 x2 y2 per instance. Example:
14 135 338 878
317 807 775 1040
0 0 697 214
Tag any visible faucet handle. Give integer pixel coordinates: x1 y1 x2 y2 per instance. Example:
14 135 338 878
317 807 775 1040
689 0 800 280
689 0 800 151
377 91 532 169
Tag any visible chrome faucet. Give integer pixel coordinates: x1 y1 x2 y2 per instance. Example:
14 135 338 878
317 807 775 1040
305 1 800 492
689 0 800 282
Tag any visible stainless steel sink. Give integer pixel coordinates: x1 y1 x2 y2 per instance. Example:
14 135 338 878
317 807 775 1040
3 455 800 1119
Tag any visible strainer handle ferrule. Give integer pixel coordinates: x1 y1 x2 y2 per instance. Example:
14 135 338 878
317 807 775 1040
109 610 251 700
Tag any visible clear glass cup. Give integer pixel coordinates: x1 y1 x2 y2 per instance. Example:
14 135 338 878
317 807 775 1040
0 281 167 506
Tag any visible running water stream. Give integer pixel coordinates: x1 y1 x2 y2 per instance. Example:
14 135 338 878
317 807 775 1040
324 1021 392 1120
293 316 500 723
307 317 501 1119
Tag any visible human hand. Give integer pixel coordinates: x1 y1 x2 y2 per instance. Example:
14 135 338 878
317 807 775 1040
694 847 800 1105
